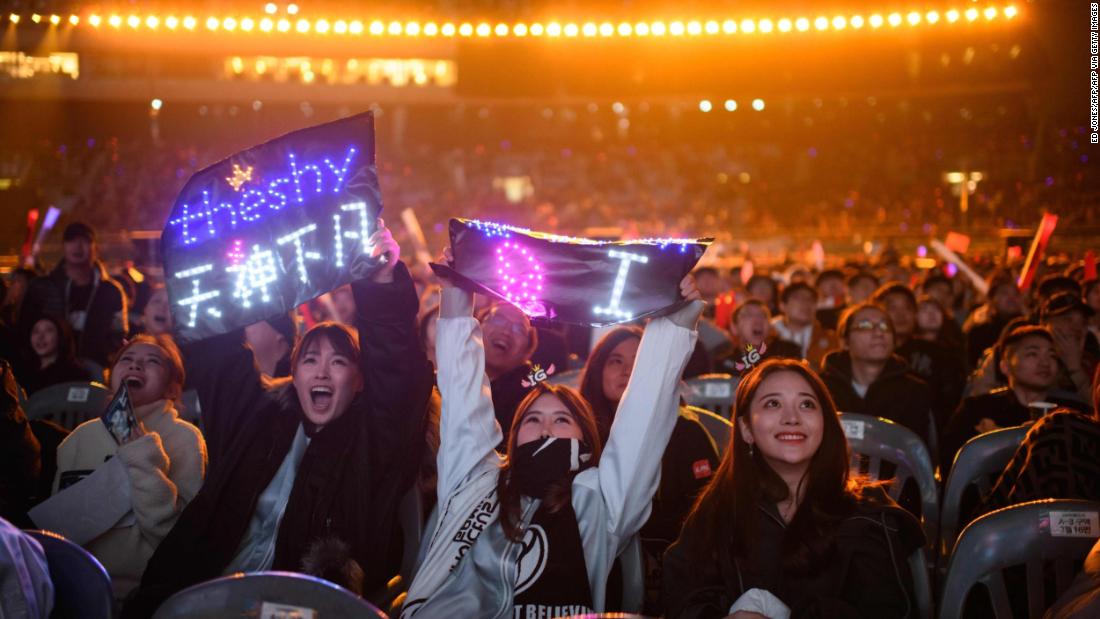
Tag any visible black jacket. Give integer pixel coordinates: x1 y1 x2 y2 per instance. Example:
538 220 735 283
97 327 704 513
19 260 127 366
0 360 40 527
819 351 934 448
122 264 434 618
663 490 925 619
490 361 535 438
895 338 966 433
941 387 1091 472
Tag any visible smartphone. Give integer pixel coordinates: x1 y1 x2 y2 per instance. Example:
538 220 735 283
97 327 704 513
101 383 137 444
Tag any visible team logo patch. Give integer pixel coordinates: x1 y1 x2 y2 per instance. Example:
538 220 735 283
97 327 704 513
692 459 713 479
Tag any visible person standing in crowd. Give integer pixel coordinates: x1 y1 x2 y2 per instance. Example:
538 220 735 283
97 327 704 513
401 249 701 618
480 301 539 437
123 223 434 618
964 273 1024 369
942 325 1091 472
578 326 719 615
38 334 206 598
814 269 847 331
17 316 92 396
662 359 923 619
846 271 879 306
19 223 128 367
819 302 934 447
243 312 300 380
874 283 966 432
136 285 172 337
770 282 838 372
746 274 779 315
330 284 358 326
1041 292 1099 403
717 300 801 377
919 272 965 349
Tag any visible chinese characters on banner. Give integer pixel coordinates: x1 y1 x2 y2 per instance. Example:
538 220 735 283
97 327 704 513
161 113 382 343
432 218 711 326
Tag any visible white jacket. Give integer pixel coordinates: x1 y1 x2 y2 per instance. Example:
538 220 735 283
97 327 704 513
47 400 206 597
403 289 697 618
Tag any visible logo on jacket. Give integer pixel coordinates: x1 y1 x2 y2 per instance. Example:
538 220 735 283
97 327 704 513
513 524 549 595
692 459 713 479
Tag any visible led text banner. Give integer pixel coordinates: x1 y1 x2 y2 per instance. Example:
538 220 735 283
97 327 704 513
162 112 382 343
432 218 711 326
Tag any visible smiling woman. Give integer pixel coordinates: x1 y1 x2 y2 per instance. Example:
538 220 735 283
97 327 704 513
44 333 206 599
663 359 925 619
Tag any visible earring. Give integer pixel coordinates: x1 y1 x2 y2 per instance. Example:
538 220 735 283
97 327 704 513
747 442 754 457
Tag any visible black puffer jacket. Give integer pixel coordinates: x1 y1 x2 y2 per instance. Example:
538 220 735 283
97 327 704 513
819 350 934 448
20 260 127 366
122 263 434 618
663 489 925 619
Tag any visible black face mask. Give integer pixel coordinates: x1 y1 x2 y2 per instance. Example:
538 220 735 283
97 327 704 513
511 437 592 498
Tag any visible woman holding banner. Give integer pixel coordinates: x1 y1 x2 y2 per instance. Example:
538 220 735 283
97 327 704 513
401 248 702 618
122 221 435 618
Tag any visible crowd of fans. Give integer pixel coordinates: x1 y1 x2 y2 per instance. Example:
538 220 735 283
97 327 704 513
0 208 1098 618
8 100 1099 250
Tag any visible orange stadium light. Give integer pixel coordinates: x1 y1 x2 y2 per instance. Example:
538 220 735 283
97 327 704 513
6 4 1022 37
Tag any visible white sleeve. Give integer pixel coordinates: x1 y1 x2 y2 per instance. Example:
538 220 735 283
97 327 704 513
434 314 504 503
729 588 792 619
576 315 696 540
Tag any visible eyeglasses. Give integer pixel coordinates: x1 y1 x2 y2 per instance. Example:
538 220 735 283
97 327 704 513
851 319 891 333
483 314 530 337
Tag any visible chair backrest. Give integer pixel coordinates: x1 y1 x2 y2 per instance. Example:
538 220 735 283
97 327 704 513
78 358 106 382
939 499 1100 619
910 546 934 619
940 425 1029 557
548 368 582 389
683 373 738 419
839 413 939 546
24 382 110 430
684 405 732 458
152 571 387 619
24 529 112 619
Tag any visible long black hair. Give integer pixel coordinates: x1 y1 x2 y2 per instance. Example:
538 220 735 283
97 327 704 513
678 358 866 574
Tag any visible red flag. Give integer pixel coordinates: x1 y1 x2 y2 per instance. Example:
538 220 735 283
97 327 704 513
1017 213 1059 292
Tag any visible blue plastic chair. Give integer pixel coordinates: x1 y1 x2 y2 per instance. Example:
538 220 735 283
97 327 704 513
24 529 112 619
939 499 1100 619
683 373 738 419
939 425 1028 560
839 413 939 549
152 571 386 618
24 381 110 430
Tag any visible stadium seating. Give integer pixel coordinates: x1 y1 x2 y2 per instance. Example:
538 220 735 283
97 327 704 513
24 381 110 430
25 529 112 619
